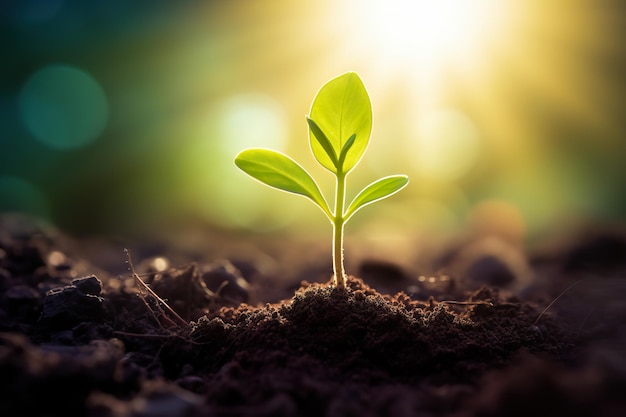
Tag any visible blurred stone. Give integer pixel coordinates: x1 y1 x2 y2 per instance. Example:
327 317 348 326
0 267 11 289
176 375 207 394
358 260 407 283
4 284 40 321
201 260 251 304
131 382 202 417
41 284 104 327
464 255 517 287
563 233 626 273
451 237 533 292
72 275 102 296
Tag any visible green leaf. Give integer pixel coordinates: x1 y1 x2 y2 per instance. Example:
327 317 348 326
308 72 372 174
306 117 338 168
338 133 357 166
234 149 332 219
344 175 409 221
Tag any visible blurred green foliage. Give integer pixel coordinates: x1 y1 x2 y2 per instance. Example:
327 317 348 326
1 0 626 243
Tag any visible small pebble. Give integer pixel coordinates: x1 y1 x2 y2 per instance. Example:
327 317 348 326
71 275 102 296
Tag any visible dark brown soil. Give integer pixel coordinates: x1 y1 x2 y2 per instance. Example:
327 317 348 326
1 216 625 416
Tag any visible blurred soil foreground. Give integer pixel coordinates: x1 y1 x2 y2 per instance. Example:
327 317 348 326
1 214 626 416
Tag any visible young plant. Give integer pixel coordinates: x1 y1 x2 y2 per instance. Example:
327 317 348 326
234 72 408 288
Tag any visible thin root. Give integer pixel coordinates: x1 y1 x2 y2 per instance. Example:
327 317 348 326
124 248 188 329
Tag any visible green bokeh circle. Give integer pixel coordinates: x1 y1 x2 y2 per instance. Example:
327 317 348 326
18 65 109 149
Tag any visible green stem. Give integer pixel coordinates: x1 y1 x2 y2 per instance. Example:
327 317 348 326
333 171 347 288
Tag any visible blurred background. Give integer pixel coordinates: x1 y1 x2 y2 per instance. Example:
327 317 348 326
1 0 626 254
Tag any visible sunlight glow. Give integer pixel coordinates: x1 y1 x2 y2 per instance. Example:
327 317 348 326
412 109 481 181
138 0 623 237
344 0 507 80
359 0 499 61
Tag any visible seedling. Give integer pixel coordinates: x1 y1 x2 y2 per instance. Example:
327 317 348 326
235 72 408 288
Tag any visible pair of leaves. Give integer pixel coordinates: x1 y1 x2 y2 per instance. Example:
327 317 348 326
234 72 408 222
234 148 408 221
307 72 372 175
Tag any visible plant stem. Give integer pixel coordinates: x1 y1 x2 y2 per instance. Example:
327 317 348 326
333 171 347 288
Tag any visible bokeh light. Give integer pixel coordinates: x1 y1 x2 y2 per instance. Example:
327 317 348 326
0 0 625 243
18 65 108 150
412 109 481 181
216 93 287 158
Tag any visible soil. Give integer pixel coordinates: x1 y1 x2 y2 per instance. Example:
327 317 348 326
1 215 626 416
